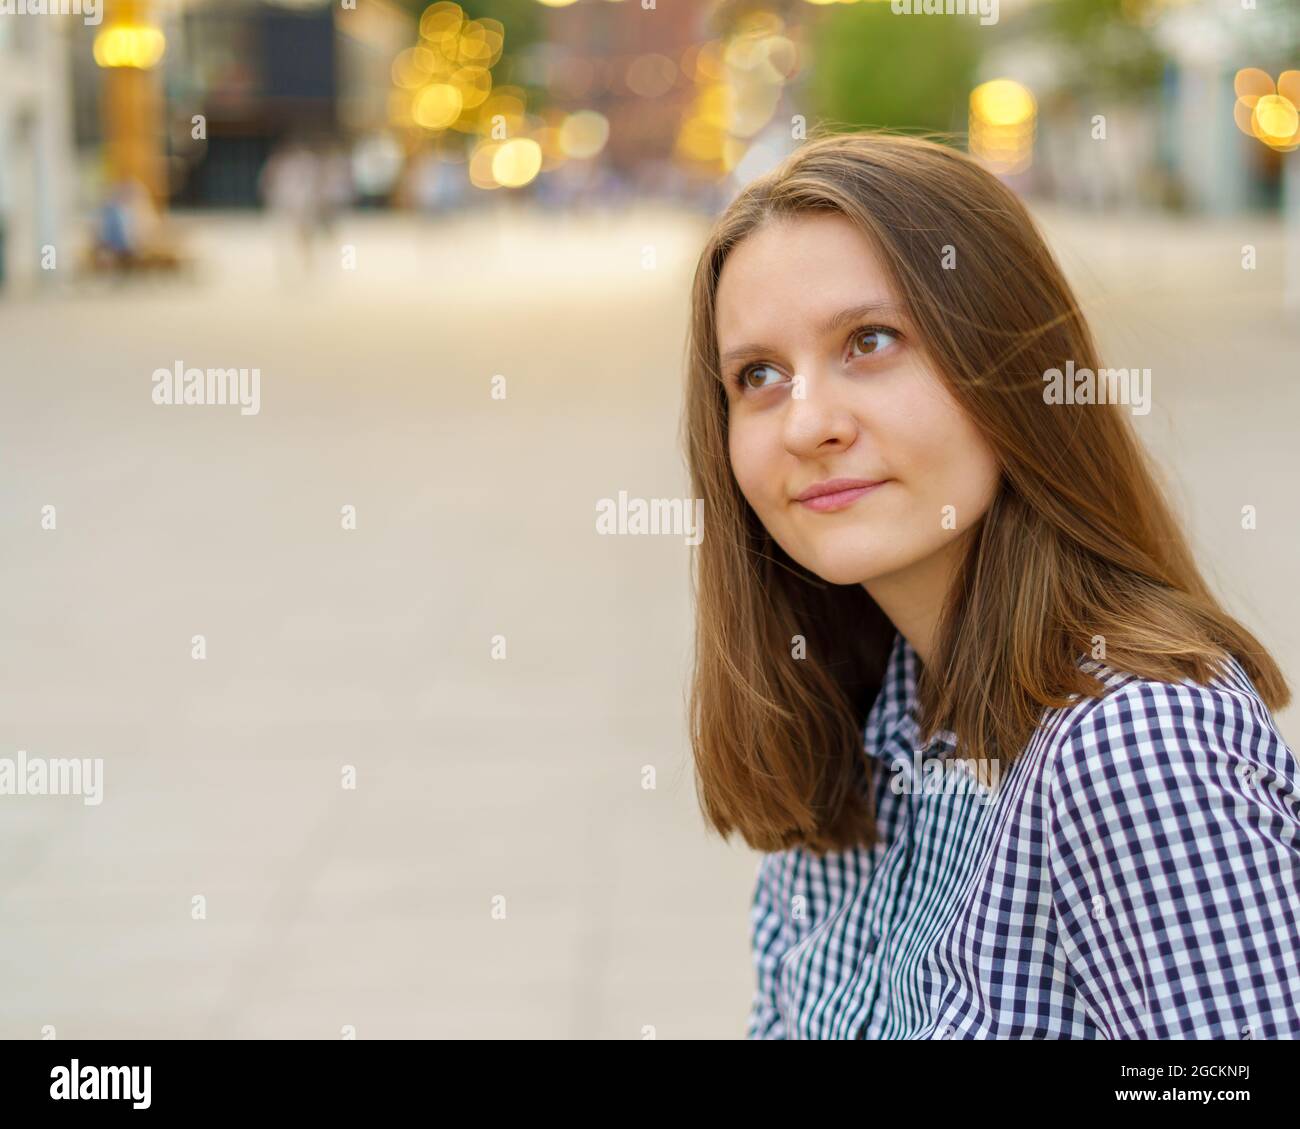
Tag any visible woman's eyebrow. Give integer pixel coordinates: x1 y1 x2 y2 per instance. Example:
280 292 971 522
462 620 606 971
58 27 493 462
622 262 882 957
718 300 908 367
815 299 907 335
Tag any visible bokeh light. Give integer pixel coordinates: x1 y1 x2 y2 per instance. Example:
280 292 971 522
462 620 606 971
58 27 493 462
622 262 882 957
93 25 167 70
969 79 1036 175
558 110 610 159
1232 69 1300 153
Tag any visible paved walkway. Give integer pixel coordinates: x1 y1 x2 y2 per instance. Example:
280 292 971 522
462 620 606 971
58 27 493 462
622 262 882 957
0 203 1295 1037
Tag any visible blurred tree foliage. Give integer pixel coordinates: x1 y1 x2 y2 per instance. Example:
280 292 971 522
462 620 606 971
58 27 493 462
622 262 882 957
1018 0 1164 97
805 5 980 136
391 0 544 46
388 0 547 107
795 0 1164 135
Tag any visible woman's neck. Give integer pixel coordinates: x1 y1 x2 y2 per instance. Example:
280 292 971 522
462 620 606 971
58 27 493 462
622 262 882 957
862 530 973 670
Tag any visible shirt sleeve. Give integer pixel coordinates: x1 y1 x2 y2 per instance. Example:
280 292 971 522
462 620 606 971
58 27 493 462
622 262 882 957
1046 674 1300 1039
745 850 794 1039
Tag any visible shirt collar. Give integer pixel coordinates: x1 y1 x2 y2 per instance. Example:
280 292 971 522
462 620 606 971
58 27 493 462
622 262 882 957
863 630 955 763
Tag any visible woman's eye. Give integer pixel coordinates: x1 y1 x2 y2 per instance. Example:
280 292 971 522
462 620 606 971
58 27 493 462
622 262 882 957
740 363 784 390
850 327 900 357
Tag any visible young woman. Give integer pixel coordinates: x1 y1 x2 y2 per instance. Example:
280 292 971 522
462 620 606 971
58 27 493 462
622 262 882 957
684 131 1300 1039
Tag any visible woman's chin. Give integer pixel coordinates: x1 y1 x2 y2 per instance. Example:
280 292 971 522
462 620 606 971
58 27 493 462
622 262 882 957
799 551 897 588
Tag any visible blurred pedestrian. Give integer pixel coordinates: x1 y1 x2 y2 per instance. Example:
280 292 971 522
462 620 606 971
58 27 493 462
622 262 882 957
260 140 322 277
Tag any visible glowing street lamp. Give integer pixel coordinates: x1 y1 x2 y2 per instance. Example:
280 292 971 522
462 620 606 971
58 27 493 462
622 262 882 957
95 1 168 204
969 78 1036 175
92 23 166 69
1233 69 1300 153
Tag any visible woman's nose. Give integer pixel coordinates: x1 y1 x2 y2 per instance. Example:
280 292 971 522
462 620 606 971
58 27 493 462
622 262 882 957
781 372 858 456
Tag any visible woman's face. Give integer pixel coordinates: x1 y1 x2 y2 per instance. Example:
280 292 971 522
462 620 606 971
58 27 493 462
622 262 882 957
716 212 1001 589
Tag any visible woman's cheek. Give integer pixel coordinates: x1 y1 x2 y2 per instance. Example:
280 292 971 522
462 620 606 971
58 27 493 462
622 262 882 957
730 429 775 514
928 424 999 526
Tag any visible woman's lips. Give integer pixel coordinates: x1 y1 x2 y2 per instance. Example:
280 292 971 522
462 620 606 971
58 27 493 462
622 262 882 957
796 480 888 513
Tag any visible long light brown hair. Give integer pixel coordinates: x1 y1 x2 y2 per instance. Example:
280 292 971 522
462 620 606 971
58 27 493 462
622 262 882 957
684 130 1289 856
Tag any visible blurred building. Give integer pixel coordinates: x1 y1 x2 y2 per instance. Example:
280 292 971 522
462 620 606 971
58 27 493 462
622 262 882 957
977 0 1299 213
1153 0 1299 214
533 0 709 182
58 0 403 210
0 15 76 291
165 0 341 207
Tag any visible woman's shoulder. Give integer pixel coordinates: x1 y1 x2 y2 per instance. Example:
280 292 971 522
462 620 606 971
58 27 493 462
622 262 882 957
1039 652 1300 1040
1040 649 1299 823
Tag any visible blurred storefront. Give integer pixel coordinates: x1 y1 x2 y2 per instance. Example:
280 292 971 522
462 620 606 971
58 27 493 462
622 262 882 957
2 0 1299 295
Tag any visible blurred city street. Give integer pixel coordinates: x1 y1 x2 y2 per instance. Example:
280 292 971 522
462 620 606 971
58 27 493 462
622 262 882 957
2 0 1299 1044
1 200 1298 1038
